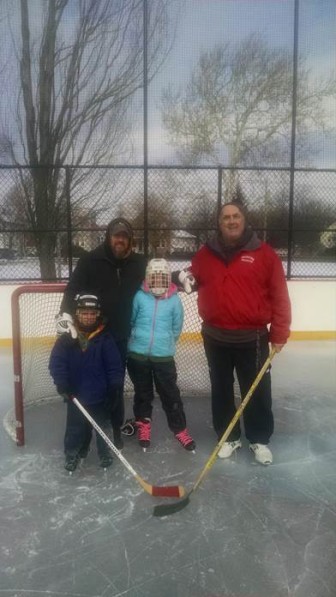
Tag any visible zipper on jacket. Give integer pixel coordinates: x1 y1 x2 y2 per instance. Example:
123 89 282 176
116 268 121 285
148 299 158 356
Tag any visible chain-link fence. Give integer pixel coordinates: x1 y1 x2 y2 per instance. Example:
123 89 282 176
0 164 335 281
0 1 335 281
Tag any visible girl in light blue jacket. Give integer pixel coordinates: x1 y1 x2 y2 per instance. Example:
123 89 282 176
127 259 196 452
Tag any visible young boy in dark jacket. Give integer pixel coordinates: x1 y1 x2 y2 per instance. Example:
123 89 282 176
49 293 124 472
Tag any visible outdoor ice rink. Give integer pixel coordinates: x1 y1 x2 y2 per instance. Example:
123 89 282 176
1 339 336 597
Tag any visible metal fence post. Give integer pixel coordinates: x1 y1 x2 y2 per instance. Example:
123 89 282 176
287 0 300 280
65 166 73 277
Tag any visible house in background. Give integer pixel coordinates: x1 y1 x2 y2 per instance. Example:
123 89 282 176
146 229 198 258
170 230 197 255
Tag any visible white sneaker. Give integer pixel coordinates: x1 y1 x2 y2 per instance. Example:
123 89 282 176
218 439 242 459
249 443 273 465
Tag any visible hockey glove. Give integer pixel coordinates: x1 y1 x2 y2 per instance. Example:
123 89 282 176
56 386 74 403
55 312 78 339
178 269 196 294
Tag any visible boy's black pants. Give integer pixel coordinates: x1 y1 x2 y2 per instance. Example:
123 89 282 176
203 334 274 444
127 356 186 433
64 401 112 459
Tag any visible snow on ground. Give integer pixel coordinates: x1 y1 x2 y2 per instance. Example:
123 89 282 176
0 256 336 280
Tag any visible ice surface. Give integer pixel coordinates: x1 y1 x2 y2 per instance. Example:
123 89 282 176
1 341 336 597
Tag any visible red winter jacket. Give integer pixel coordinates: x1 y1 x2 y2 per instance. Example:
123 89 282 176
191 239 291 345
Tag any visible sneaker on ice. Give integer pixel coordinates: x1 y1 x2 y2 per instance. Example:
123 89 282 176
218 439 242 459
175 428 196 451
249 443 273 465
136 418 151 448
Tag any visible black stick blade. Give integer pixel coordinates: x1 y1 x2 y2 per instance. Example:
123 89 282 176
153 494 191 517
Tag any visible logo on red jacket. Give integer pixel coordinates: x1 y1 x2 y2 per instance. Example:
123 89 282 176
241 255 255 264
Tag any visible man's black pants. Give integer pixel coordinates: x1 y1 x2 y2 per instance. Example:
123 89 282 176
203 334 274 444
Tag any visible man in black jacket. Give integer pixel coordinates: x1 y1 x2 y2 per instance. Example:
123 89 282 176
56 218 147 447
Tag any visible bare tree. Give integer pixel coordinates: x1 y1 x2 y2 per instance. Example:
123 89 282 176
162 34 336 199
0 0 173 279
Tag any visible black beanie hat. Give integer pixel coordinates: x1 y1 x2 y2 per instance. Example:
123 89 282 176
105 218 133 241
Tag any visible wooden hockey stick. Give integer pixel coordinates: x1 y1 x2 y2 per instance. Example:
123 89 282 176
153 349 276 516
73 398 185 498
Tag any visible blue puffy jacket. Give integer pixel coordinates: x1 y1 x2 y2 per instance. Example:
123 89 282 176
128 283 184 358
49 326 123 406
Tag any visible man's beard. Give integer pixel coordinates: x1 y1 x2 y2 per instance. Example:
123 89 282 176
112 242 130 258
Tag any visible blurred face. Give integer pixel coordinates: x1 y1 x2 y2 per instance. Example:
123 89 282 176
147 272 170 296
76 308 99 328
219 205 246 245
109 232 131 258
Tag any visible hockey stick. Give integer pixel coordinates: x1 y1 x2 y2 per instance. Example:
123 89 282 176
72 398 185 498
153 348 276 516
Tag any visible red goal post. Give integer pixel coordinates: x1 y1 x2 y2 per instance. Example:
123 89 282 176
11 284 66 446
10 283 208 446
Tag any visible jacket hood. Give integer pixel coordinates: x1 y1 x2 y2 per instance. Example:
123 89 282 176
105 218 134 243
103 218 134 261
207 227 261 263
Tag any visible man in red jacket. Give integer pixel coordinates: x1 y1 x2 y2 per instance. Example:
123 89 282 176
179 201 291 464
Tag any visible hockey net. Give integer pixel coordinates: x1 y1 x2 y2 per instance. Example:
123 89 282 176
10 283 209 446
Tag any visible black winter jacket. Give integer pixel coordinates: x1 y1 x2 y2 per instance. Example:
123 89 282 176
49 326 124 406
60 243 147 341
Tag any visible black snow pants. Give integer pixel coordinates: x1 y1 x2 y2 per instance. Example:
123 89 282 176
64 401 112 459
203 334 274 444
127 356 187 434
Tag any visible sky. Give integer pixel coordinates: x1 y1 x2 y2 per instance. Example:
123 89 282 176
0 0 334 168
0 1 334 266
145 0 336 167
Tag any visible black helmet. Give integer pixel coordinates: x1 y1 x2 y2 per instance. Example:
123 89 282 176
75 293 101 310
74 294 101 333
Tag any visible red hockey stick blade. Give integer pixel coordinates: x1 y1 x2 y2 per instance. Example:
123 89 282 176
151 484 185 498
137 475 185 498
72 398 186 499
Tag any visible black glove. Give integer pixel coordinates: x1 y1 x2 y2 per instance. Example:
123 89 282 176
56 386 74 403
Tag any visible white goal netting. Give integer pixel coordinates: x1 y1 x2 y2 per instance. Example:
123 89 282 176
10 284 210 444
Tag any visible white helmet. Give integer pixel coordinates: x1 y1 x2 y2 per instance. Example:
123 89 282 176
146 258 171 296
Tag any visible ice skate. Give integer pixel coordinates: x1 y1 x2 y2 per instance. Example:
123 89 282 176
99 455 113 471
175 428 196 452
64 454 80 474
121 418 136 436
136 418 151 451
